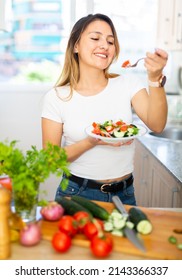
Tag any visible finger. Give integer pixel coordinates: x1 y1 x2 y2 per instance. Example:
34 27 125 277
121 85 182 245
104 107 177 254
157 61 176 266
154 48 168 59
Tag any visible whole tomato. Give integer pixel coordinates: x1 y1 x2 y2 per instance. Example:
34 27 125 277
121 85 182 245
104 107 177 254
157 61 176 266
58 215 78 237
83 218 104 240
73 211 91 232
52 231 72 253
90 235 113 258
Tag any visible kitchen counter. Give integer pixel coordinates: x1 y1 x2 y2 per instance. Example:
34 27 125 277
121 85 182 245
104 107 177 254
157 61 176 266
133 111 182 185
9 240 143 260
8 205 182 260
138 134 182 185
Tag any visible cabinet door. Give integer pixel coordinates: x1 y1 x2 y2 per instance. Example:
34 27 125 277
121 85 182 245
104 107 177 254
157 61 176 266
172 0 182 50
134 140 182 208
151 160 182 207
134 140 152 207
156 0 173 49
156 0 182 50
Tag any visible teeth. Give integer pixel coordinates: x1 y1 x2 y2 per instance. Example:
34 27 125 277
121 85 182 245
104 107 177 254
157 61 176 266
95 53 107 58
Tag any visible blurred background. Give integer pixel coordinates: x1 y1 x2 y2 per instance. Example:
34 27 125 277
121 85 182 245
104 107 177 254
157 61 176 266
0 0 182 199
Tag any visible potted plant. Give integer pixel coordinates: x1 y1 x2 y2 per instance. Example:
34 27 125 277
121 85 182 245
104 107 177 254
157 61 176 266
0 140 70 222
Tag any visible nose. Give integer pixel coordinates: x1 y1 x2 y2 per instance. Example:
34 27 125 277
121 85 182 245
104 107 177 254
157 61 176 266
99 39 108 50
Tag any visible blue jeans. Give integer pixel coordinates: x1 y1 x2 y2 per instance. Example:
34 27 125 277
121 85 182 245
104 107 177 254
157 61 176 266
55 175 136 206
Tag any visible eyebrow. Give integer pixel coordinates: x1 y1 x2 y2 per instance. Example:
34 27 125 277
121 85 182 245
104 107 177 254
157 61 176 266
88 31 114 38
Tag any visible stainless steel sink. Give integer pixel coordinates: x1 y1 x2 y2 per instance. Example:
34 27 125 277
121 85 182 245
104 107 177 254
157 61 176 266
148 126 182 141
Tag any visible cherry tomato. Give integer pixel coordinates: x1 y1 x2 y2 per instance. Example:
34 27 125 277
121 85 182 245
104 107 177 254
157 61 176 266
52 231 71 253
92 127 101 135
121 60 131 68
73 211 91 232
90 235 113 258
92 122 98 128
58 215 78 237
120 125 128 131
83 218 104 240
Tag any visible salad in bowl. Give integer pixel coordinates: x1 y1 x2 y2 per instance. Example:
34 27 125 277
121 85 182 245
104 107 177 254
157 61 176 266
85 119 147 143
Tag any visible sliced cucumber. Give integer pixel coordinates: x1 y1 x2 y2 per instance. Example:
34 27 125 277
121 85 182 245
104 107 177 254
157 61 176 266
113 130 125 138
111 229 124 237
104 208 126 236
126 221 134 229
128 207 153 235
110 210 123 220
113 218 126 230
104 221 114 232
136 220 153 235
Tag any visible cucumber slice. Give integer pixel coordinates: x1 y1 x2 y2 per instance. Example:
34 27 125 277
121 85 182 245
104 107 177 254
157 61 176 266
128 207 153 235
104 221 114 232
177 244 182 250
126 221 134 229
111 229 124 237
113 130 125 138
136 220 153 235
110 211 123 220
113 218 126 230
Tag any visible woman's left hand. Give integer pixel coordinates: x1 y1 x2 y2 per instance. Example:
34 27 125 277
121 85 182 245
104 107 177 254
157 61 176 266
144 48 168 81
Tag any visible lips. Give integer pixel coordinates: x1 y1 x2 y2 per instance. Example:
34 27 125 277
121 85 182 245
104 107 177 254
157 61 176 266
94 53 108 58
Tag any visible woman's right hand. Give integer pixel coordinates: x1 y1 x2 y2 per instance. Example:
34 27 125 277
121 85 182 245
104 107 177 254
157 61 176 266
87 136 134 147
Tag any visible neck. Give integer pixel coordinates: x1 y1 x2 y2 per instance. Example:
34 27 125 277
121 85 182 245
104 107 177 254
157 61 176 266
75 67 108 95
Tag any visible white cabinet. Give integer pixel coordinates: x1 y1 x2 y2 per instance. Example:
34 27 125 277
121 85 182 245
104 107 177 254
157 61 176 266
156 0 182 50
134 140 182 207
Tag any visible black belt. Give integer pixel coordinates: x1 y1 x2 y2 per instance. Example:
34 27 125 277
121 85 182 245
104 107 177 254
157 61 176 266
68 174 133 193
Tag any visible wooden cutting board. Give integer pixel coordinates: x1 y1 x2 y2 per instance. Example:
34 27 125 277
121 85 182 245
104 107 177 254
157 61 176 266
39 201 182 260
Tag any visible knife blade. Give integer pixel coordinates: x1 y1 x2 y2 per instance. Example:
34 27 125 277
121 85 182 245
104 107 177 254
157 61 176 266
112 195 146 252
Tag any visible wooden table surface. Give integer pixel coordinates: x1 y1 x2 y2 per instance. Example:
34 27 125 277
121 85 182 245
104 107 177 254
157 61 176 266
8 207 182 260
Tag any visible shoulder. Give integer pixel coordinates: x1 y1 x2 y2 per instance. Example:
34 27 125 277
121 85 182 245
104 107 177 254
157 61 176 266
109 73 145 89
43 85 70 103
109 73 142 83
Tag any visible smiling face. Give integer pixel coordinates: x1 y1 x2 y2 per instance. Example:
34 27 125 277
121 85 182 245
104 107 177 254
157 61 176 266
74 20 116 71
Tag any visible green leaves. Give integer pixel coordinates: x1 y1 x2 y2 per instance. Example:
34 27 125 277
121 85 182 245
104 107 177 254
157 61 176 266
0 140 70 209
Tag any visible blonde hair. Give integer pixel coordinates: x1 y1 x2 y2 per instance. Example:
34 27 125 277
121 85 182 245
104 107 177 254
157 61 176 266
55 13 120 100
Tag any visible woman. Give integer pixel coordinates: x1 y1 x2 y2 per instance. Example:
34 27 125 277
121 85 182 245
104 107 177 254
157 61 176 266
41 13 168 205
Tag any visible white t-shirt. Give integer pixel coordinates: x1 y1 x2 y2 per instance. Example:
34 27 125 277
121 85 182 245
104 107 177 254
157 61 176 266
41 74 145 180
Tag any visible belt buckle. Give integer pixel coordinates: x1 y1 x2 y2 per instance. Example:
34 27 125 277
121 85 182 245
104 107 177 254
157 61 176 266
100 183 111 193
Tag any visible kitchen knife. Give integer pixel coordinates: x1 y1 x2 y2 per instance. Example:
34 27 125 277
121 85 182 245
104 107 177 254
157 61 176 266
112 195 146 252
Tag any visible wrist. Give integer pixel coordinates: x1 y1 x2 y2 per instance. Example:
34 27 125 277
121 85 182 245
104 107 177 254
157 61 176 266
148 74 166 88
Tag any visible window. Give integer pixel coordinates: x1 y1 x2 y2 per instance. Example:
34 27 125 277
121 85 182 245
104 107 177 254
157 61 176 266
0 0 158 85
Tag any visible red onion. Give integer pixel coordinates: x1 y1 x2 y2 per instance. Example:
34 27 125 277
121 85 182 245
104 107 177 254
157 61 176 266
20 223 41 246
40 201 64 221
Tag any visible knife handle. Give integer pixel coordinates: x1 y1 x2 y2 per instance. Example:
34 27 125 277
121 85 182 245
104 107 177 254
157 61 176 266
112 196 129 218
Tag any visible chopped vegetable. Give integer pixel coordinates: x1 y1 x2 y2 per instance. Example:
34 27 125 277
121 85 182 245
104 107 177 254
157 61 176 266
168 235 177 244
121 60 131 68
91 120 139 138
168 235 182 250
177 244 182 250
104 209 134 237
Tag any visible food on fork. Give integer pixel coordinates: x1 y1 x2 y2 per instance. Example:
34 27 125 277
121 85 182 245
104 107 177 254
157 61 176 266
121 60 131 68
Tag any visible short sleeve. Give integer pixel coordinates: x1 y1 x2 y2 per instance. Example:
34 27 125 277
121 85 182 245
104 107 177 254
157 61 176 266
41 88 63 123
128 74 146 98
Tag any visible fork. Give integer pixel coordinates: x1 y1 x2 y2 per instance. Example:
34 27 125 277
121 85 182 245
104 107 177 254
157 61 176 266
122 57 145 68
